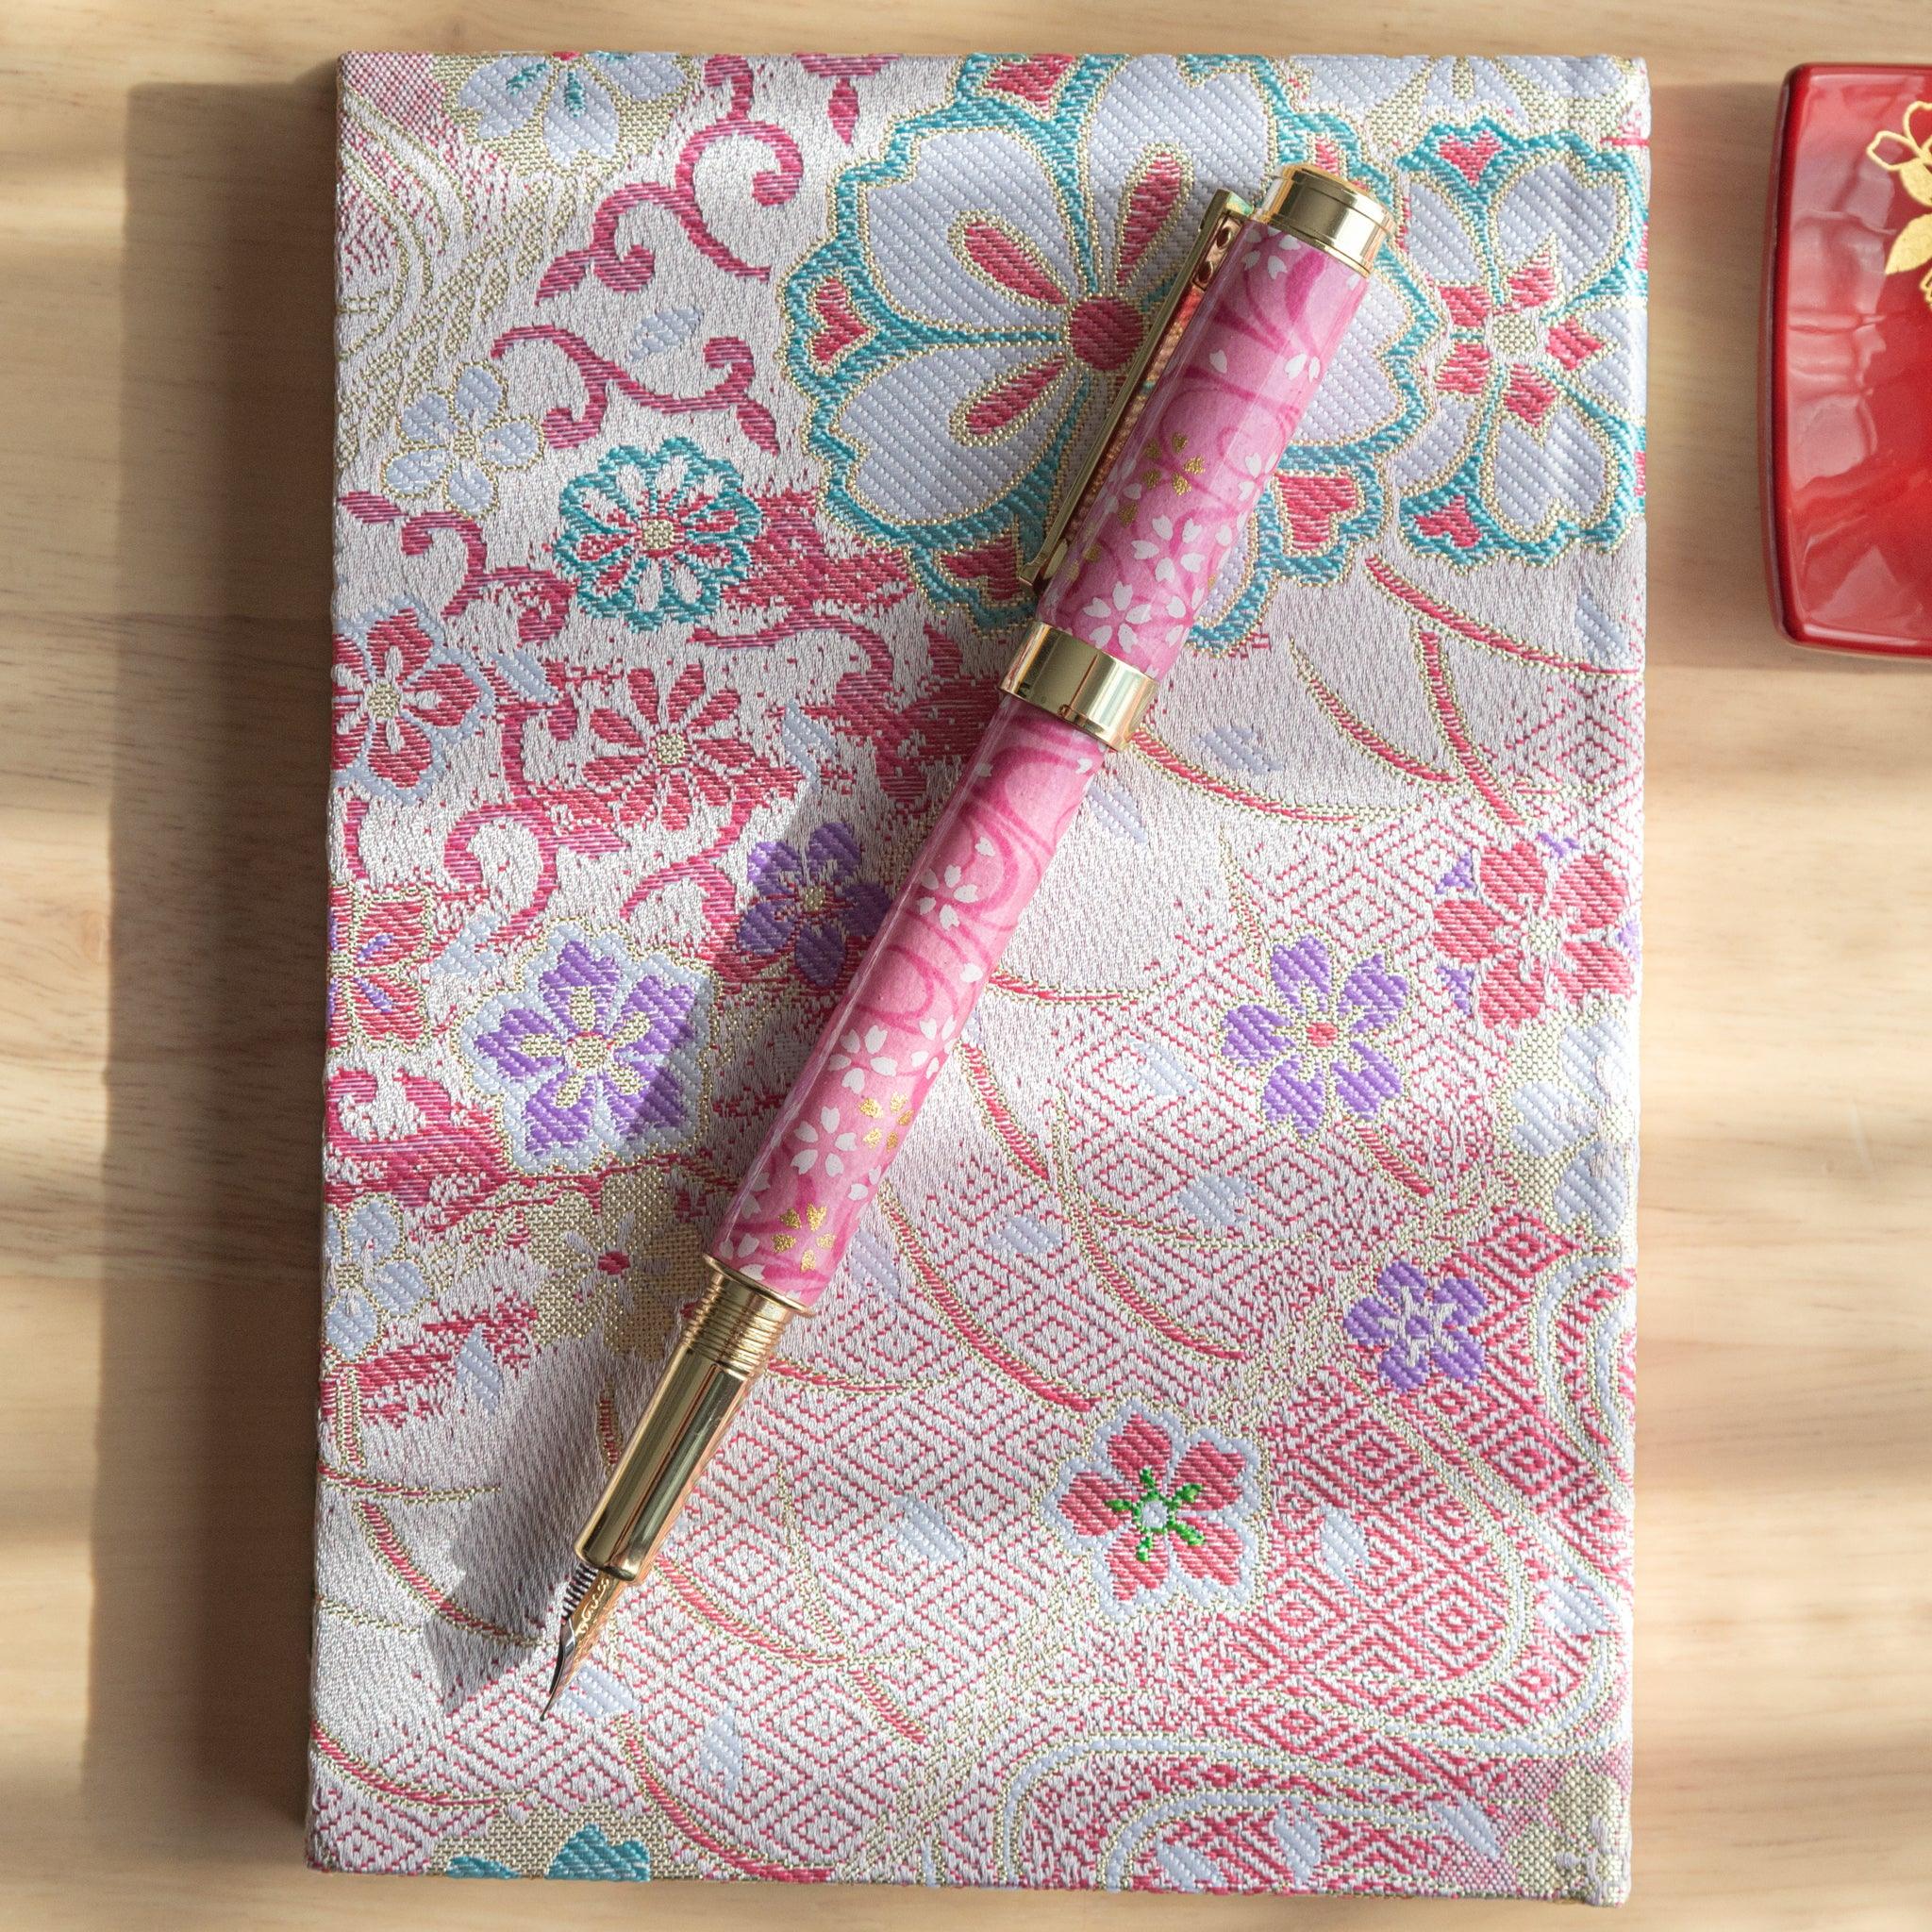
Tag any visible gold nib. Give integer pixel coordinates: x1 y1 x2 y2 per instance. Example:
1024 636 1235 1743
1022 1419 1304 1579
542 1561 627 1718
540 1260 801 1722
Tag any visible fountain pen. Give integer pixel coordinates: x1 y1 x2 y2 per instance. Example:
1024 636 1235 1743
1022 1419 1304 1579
543 165 1392 1712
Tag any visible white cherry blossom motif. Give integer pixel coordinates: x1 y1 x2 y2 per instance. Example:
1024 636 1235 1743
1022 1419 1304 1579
1241 230 1304 278
813 1104 861 1178
1083 579 1154 652
826 1028 866 1091
438 52 691 171
908 1014 957 1079
858 1024 898 1077
382 364 542 516
917 861 982 929
826 1023 901 1090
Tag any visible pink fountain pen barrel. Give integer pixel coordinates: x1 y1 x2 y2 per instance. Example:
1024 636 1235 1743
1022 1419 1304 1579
710 695 1090 1305
713 189 1381 1307
548 169 1392 1707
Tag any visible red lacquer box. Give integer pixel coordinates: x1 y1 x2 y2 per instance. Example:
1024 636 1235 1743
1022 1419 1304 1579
1763 64 1932 655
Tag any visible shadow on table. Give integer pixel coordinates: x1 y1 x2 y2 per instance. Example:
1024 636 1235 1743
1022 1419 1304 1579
87 74 337 1837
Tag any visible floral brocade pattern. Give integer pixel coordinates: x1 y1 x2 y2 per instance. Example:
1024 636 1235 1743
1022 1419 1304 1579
319 52 1648 1900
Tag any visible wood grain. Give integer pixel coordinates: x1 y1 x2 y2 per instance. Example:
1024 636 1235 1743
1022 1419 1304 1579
3 6 1929 1926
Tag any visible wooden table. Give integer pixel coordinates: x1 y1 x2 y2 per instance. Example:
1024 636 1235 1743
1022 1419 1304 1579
4 4 1929 1925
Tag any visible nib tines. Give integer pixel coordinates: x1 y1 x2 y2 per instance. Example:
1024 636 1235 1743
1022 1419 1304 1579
541 1560 625 1720
541 1629 576 1721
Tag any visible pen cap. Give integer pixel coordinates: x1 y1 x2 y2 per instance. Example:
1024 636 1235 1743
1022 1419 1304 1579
1021 167 1391 587
1032 179 1386 685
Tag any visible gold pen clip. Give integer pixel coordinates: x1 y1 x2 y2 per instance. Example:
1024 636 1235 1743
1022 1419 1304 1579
1020 186 1252 590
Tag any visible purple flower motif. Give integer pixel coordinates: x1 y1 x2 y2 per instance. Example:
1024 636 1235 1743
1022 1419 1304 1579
1344 1261 1486 1392
1222 935 1406 1139
461 925 710 1172
737 823 889 988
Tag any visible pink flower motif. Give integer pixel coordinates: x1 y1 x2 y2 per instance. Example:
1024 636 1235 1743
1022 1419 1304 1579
331 599 489 800
1436 840 1635 1028
1052 1405 1261 1619
581 662 757 830
1434 245 1582 428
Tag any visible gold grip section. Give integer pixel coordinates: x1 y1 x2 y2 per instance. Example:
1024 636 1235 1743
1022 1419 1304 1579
574 1260 796 1580
1255 164 1392 276
1000 622 1156 751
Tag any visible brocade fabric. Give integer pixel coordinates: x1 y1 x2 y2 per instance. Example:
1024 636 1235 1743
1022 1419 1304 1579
315 51 1648 1899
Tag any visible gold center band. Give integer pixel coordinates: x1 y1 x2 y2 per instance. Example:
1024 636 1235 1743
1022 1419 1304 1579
999 622 1157 752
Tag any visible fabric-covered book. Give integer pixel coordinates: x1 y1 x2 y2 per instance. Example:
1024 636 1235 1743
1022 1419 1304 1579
317 51 1647 1898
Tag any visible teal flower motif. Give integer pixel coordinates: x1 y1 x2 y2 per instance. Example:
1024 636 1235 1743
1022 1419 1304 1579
448 1825 651 1880
546 1824 652 1880
554 440 761 630
1394 120 1647 564
782 55 1435 639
